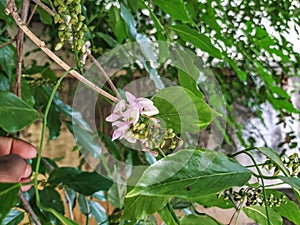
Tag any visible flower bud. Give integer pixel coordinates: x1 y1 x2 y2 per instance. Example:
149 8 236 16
55 42 64 51
54 14 61 23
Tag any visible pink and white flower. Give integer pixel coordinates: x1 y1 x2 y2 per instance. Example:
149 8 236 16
105 92 159 143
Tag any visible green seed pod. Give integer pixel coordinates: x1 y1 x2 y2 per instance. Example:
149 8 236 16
71 12 78 20
167 128 173 134
82 24 88 32
54 14 61 24
58 30 65 40
76 40 84 51
138 123 146 131
134 133 140 139
81 44 86 53
133 122 140 131
74 4 82 14
56 0 64 6
144 129 150 138
169 144 176 150
78 30 85 39
76 22 83 31
168 133 176 139
177 139 184 148
58 6 67 14
79 15 86 21
66 0 73 4
64 32 71 41
160 140 166 148
58 23 67 31
55 42 64 51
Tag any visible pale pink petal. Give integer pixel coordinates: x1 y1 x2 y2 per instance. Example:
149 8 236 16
141 104 159 116
124 131 137 143
112 130 123 141
113 121 130 131
113 99 126 112
137 98 153 106
123 108 140 125
125 92 137 105
106 112 121 122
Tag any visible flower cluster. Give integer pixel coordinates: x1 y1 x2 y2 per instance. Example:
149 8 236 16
106 92 159 143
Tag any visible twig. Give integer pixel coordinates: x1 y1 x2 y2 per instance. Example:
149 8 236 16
27 3 38 26
5 3 119 103
63 189 74 220
0 37 16 48
15 0 30 98
19 191 42 225
31 0 55 17
87 52 121 99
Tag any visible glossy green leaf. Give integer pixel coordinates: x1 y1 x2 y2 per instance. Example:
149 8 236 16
153 86 213 133
109 6 127 42
0 184 20 224
256 147 290 176
180 214 223 225
37 7 52 25
170 25 222 59
120 4 137 38
193 193 235 209
178 70 204 99
47 105 61 140
0 74 10 91
108 173 127 209
89 200 108 225
78 194 89 215
278 176 300 190
243 206 282 225
48 167 113 195
2 210 24 225
123 195 168 220
152 0 192 23
158 205 179 225
127 149 252 198
265 189 300 225
0 91 40 132
40 187 64 213
0 40 15 79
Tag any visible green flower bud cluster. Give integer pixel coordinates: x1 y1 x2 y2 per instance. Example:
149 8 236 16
264 152 300 177
220 188 288 207
130 116 184 155
53 0 87 52
23 75 56 87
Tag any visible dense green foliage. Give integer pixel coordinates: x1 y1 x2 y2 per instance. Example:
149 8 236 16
0 0 299 224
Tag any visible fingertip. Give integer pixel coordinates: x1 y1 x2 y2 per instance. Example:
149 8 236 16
12 139 37 159
23 163 32 178
20 177 32 192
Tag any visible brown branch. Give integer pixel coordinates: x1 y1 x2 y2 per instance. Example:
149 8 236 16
88 52 121 99
31 0 55 17
5 3 119 103
19 191 42 225
15 0 30 98
0 37 16 48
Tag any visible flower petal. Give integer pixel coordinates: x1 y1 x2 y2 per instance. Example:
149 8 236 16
141 104 159 116
123 107 140 125
126 92 137 105
112 130 123 141
106 112 121 122
113 99 126 112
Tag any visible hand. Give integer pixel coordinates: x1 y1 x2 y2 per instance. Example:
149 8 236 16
0 137 37 192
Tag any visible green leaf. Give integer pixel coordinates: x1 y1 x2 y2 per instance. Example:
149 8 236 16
2 210 24 225
109 5 127 42
0 91 40 132
120 4 137 38
0 74 10 91
170 25 222 59
47 105 61 140
256 147 290 176
21 79 35 106
158 205 179 225
180 214 223 225
40 187 65 222
153 86 213 133
225 57 247 81
0 184 20 224
89 200 109 225
178 70 204 99
37 7 52 25
152 0 192 23
193 193 235 209
278 176 300 190
0 1 13 24
48 167 113 195
0 41 16 79
243 206 283 225
108 174 127 209
96 32 118 47
265 189 300 225
123 195 168 220
78 194 89 215
127 149 252 198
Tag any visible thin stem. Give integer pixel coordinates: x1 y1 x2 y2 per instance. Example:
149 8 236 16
0 37 16 48
27 3 38 26
88 52 121 99
244 152 271 225
167 202 181 225
157 147 166 157
15 0 30 98
31 0 55 17
19 191 42 225
34 69 70 206
5 4 119 103
63 189 74 220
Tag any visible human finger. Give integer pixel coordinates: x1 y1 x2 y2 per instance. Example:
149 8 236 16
0 137 37 159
